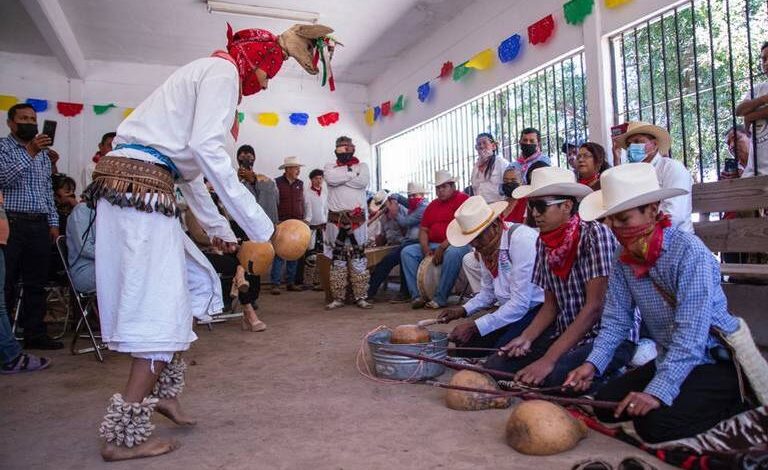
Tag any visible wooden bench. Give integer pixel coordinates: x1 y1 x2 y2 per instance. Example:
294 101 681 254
692 175 768 348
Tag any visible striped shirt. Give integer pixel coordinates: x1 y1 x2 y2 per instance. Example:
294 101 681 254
587 228 740 406
532 219 618 343
0 134 58 226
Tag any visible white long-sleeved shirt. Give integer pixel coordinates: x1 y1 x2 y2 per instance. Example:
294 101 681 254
109 57 273 244
462 223 545 336
323 161 370 212
471 155 510 203
648 153 693 233
303 185 328 225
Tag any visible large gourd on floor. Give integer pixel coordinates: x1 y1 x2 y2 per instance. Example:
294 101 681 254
273 219 311 261
238 241 275 276
444 370 511 411
390 324 430 344
505 400 587 455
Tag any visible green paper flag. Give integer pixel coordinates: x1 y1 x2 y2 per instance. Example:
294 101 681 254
564 0 594 25
393 95 405 112
93 103 116 115
453 62 472 81
238 111 245 123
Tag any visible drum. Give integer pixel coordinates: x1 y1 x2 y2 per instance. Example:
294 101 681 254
365 245 397 268
417 255 442 301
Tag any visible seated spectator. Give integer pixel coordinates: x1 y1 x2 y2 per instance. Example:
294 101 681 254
735 41 768 176
401 171 470 309
83 132 115 189
471 132 509 203
515 127 551 184
613 121 693 233
52 174 78 235
561 140 580 173
576 142 610 190
438 196 544 356
368 182 428 302
366 189 389 245
566 163 755 443
485 167 635 388
66 199 96 294
722 125 754 178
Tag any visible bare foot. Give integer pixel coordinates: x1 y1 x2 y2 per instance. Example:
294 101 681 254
156 398 197 426
101 436 179 461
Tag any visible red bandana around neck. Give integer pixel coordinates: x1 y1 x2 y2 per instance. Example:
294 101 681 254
336 156 360 167
539 214 582 280
578 173 600 188
614 213 672 278
221 24 284 97
311 185 322 197
408 196 424 213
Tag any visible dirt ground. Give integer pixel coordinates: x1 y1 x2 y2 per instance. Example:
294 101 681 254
0 289 674 470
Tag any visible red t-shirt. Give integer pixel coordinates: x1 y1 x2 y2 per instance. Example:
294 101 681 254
420 191 469 243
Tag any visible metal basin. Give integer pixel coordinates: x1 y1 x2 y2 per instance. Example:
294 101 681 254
368 330 448 380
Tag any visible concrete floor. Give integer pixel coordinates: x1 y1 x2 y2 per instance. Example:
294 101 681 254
1 289 674 470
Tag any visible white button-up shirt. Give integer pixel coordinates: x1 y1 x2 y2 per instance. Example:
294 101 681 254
471 155 510 203
649 153 694 233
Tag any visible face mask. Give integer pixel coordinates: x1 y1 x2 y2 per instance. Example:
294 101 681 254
627 143 647 163
520 143 538 158
500 181 519 197
478 147 495 159
335 151 354 162
15 123 38 142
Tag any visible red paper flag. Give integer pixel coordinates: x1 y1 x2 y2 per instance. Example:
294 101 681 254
439 61 454 79
381 101 391 116
528 14 555 45
317 112 339 127
57 101 84 117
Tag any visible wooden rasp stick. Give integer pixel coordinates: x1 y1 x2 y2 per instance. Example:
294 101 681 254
424 381 620 410
416 318 445 327
379 347 519 380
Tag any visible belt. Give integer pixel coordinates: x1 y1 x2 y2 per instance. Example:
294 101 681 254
7 212 47 221
113 143 181 179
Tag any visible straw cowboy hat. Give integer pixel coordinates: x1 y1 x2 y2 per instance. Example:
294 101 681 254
278 156 304 169
407 181 427 194
512 166 593 200
368 189 389 212
613 121 672 155
446 196 507 247
579 162 688 221
430 170 455 187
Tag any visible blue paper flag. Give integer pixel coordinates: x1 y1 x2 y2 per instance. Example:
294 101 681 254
417 82 431 102
25 98 48 113
498 34 522 63
373 106 381 121
289 113 309 126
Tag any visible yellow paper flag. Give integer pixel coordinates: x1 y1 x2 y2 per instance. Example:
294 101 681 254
0 95 19 111
465 49 495 70
123 108 134 118
605 0 632 8
364 108 375 127
257 112 279 126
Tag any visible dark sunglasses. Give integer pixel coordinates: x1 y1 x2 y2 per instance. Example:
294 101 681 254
527 198 567 214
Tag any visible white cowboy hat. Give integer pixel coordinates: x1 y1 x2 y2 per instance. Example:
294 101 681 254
407 181 427 195
446 196 507 247
512 166 593 200
368 189 389 212
613 121 672 155
579 162 688 221
278 156 305 169
430 169 455 187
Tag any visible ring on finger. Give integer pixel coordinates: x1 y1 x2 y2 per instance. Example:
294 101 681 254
628 402 636 408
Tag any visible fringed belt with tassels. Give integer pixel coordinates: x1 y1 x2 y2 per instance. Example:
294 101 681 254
85 156 179 218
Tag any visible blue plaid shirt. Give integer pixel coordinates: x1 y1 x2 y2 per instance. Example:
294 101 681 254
0 134 58 226
587 228 740 406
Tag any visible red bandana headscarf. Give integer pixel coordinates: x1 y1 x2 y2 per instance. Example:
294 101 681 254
539 214 582 280
223 24 285 97
613 213 672 278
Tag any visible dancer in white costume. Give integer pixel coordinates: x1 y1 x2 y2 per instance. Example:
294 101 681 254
87 24 338 461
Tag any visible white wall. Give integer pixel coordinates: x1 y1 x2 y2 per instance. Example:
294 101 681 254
0 51 370 191
366 0 685 149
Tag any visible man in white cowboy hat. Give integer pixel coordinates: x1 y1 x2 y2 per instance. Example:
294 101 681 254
565 162 766 444
401 170 470 309
270 156 306 294
437 196 544 354
485 166 636 387
613 121 693 233
366 189 390 245
323 136 372 310
367 182 429 302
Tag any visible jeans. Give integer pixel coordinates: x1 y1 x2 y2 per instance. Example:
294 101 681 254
401 242 470 306
270 256 297 286
367 241 415 299
0 248 22 364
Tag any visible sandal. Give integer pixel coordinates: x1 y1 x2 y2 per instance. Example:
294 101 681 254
0 353 51 374
572 460 612 470
617 457 657 470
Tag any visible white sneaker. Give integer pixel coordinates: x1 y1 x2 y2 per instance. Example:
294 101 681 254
630 338 658 367
356 299 373 309
325 300 345 310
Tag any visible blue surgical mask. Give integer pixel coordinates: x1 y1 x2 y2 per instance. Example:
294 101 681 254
627 143 647 163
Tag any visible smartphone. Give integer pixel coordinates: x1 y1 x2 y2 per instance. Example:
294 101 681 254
42 120 57 145
724 157 739 175
611 122 629 137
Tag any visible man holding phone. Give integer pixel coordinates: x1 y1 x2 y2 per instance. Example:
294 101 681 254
0 103 62 350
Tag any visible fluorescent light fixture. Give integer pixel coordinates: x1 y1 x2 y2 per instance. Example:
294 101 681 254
206 1 319 23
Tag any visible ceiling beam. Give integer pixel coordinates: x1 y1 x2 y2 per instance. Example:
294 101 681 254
21 0 87 79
